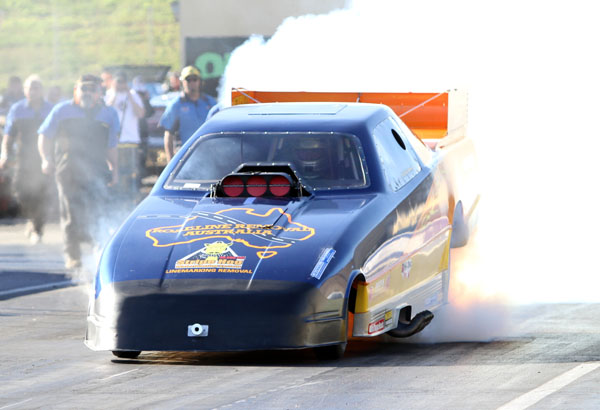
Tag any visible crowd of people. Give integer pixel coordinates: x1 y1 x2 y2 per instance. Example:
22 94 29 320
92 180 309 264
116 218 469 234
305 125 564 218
0 66 217 269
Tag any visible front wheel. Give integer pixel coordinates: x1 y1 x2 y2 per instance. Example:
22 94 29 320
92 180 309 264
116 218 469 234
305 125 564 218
112 350 141 359
314 343 346 361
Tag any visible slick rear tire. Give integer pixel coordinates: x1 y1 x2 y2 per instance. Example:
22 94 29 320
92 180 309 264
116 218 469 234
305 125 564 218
314 343 346 361
112 350 141 359
450 202 469 248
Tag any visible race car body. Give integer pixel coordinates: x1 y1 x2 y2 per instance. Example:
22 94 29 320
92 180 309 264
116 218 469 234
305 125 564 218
85 90 479 359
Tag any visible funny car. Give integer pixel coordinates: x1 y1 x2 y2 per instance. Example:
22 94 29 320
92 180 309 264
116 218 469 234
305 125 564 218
85 90 479 359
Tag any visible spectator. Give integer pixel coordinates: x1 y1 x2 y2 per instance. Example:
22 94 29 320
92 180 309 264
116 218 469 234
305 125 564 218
163 71 181 93
132 76 154 138
0 76 25 117
0 75 53 243
100 70 113 96
38 74 120 269
132 76 154 177
104 72 145 204
159 66 216 162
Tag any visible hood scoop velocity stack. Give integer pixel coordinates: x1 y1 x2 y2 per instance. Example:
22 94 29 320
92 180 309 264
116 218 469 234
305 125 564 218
212 163 311 199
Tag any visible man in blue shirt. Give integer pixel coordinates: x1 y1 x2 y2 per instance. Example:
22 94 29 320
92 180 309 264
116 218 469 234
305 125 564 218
0 75 53 243
38 74 120 269
159 65 216 162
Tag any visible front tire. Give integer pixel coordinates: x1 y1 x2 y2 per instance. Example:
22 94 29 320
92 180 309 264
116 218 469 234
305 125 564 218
112 350 141 359
314 343 346 361
314 304 353 360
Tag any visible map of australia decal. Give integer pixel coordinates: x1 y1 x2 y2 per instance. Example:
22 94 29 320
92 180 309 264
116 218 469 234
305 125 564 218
145 207 315 260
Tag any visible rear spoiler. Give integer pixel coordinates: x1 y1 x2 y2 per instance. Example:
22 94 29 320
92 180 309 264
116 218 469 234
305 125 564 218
231 89 467 140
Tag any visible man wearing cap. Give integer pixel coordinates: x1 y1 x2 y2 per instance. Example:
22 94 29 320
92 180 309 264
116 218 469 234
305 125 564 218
38 74 120 269
159 65 216 162
0 75 54 243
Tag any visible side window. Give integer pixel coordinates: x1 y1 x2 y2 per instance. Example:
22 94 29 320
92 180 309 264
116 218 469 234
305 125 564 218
373 118 421 191
393 118 433 165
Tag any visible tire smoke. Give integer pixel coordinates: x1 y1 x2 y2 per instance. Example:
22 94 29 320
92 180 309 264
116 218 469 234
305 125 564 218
218 0 600 340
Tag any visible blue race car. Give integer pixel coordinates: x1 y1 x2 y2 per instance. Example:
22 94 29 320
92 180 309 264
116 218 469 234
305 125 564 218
85 90 479 360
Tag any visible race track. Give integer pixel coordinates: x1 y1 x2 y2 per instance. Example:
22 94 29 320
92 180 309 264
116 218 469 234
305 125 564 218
1 221 599 409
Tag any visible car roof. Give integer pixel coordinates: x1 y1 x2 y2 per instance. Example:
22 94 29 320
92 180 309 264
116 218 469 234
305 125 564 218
199 102 392 135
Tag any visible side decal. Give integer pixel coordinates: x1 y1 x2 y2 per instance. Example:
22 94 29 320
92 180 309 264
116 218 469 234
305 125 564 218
310 248 336 280
174 241 246 270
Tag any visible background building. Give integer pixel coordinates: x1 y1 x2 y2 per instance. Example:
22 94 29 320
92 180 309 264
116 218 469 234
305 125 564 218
179 0 345 96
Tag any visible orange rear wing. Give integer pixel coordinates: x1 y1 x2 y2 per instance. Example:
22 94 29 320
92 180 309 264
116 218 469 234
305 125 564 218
231 89 467 140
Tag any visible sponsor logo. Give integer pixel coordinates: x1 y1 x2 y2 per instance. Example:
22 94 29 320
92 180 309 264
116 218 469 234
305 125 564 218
402 259 412 278
146 207 315 259
175 241 246 270
368 276 391 300
368 318 385 334
310 248 335 280
165 268 253 274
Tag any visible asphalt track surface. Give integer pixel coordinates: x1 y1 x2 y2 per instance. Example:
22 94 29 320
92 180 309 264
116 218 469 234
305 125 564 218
1 220 599 409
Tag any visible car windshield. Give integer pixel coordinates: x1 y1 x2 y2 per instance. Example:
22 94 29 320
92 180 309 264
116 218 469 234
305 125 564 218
164 132 368 191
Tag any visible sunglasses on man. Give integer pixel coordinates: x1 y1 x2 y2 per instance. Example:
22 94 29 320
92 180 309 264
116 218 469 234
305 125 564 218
185 76 200 82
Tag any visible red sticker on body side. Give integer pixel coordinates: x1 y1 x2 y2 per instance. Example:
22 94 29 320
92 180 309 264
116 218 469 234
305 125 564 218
368 318 385 334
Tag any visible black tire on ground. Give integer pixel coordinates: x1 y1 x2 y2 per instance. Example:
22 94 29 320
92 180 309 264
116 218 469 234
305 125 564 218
314 282 355 361
112 350 141 359
314 342 347 361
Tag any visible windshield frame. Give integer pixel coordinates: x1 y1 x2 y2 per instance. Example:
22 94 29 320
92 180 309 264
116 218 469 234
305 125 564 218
163 131 371 192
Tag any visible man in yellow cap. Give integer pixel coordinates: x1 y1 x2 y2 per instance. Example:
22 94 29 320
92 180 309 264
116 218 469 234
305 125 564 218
159 65 216 162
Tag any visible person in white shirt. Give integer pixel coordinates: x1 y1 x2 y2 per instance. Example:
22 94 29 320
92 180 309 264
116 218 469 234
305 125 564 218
104 72 145 204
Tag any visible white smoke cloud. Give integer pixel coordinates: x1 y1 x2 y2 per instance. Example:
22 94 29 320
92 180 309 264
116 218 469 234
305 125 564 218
219 0 600 313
